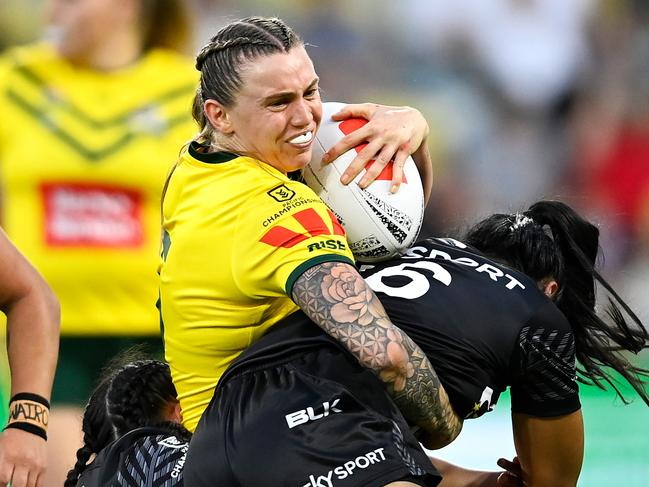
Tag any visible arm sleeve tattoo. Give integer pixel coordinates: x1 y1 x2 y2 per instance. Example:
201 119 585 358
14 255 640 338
292 261 462 447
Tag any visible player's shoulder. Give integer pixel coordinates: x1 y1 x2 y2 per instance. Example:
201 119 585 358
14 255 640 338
113 426 189 451
170 146 324 215
524 295 573 335
227 160 323 210
0 42 59 84
400 237 538 285
375 236 555 312
418 237 539 280
411 236 497 260
145 48 195 68
175 145 294 188
141 48 197 82
77 427 188 487
404 236 485 258
0 42 57 66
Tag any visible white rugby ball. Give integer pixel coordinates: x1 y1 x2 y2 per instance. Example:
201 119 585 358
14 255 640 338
303 102 425 262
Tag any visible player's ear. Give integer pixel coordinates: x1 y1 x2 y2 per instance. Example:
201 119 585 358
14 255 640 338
539 278 559 300
164 400 183 424
204 99 234 134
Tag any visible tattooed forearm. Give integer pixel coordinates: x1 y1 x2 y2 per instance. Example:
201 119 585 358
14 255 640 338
388 334 462 448
293 261 462 446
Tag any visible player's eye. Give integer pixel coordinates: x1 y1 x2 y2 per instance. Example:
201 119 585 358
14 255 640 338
305 87 320 98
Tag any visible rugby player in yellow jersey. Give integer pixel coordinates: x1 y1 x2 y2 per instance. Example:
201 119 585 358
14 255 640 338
159 16 459 486
0 0 196 483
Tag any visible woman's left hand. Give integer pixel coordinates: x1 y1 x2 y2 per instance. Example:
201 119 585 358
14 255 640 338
321 103 433 202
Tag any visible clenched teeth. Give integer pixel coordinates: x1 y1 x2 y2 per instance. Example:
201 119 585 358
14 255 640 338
289 131 313 144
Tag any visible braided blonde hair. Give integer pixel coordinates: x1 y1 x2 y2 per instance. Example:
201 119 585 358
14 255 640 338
192 17 302 143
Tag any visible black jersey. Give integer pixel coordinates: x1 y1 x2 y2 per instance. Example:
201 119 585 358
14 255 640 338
359 237 580 418
76 427 188 487
230 238 580 419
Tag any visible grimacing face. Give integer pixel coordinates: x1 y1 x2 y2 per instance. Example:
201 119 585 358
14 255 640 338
207 46 323 174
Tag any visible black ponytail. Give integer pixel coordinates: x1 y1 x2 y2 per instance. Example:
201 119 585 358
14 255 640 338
466 200 649 405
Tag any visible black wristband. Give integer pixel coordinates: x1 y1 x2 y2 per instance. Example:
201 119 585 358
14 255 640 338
4 421 47 441
6 392 50 441
9 392 50 409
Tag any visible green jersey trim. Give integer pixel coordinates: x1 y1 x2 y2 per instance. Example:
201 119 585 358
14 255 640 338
285 254 355 297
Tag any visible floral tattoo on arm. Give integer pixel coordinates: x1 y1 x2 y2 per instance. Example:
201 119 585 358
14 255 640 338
292 261 462 446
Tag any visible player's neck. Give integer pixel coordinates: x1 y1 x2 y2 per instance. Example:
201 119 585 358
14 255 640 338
67 30 144 72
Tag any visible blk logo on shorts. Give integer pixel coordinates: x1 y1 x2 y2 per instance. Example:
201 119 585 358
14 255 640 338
267 184 295 202
285 398 342 429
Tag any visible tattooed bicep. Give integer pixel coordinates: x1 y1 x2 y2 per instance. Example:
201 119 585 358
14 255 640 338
292 261 392 368
292 261 386 329
292 261 359 306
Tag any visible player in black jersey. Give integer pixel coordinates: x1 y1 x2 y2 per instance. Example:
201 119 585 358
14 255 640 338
185 200 648 487
66 360 519 487
64 358 191 487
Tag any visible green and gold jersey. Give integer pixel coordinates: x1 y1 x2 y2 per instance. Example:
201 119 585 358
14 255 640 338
0 42 197 336
159 142 354 431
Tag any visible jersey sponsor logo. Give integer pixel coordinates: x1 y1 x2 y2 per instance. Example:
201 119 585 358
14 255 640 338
307 239 347 253
399 245 526 291
361 246 525 298
302 447 387 487
41 182 144 248
286 398 342 429
268 184 296 202
171 447 189 479
339 119 407 184
262 195 333 227
260 208 345 249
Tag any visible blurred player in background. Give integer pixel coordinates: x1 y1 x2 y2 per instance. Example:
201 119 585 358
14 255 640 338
0 229 59 487
0 0 198 483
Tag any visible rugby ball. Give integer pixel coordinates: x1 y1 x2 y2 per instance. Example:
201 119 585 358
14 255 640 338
303 102 425 262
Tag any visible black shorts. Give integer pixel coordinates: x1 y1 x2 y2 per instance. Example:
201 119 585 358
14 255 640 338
185 346 441 487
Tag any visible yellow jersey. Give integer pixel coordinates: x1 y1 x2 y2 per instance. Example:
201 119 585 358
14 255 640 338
0 43 197 336
159 142 354 431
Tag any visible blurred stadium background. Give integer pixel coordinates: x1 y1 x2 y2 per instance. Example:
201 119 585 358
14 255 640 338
1 0 647 485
